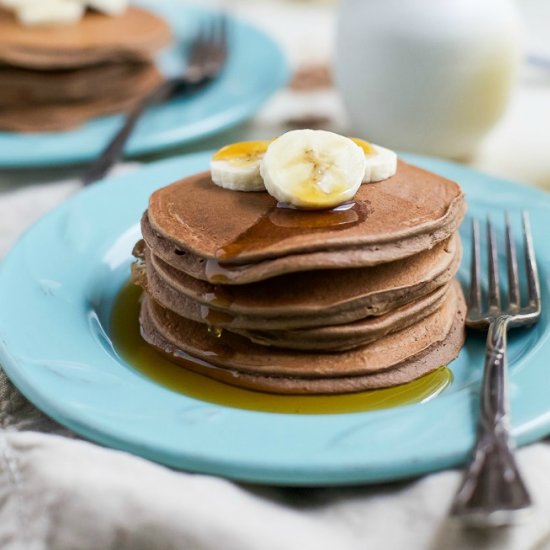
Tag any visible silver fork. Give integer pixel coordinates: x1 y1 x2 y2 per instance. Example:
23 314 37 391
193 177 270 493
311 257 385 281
450 212 541 526
82 14 228 186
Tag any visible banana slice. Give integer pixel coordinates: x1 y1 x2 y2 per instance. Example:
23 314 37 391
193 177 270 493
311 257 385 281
1 0 128 26
260 129 366 209
13 0 84 26
88 0 128 15
210 141 271 192
352 138 397 183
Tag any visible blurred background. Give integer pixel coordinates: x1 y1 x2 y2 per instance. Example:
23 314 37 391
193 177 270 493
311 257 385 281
192 0 550 190
1 0 549 256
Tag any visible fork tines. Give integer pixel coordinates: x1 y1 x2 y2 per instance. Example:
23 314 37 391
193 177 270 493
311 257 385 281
190 14 228 78
468 211 541 326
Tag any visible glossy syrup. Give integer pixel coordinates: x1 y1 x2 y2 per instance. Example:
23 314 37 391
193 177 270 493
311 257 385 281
110 283 452 414
204 201 372 284
216 200 371 262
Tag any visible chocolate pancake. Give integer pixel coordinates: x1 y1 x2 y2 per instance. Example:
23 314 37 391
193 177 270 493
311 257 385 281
137 234 461 329
0 63 162 131
141 281 464 378
136 259 452 350
0 61 157 106
233 283 451 351
0 7 171 69
146 162 465 267
139 282 466 394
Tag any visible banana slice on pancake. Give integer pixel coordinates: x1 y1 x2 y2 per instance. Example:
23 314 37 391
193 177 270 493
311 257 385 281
210 141 271 192
260 129 366 209
352 138 398 183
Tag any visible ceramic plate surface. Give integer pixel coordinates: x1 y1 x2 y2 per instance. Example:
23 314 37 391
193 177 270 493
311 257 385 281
1 152 549 486
0 1 288 167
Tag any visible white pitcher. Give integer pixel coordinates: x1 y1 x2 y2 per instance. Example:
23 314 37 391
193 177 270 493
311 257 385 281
334 0 522 158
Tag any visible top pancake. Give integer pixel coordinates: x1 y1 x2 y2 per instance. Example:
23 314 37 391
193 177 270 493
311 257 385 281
0 7 171 69
147 161 465 265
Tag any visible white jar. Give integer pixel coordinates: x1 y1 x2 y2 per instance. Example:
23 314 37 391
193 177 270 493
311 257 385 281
334 0 522 158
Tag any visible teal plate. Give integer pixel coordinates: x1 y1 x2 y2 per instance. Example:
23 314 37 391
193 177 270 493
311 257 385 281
0 152 549 486
0 1 288 168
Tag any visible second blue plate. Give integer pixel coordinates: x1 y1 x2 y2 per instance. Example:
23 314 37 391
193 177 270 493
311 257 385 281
0 1 288 167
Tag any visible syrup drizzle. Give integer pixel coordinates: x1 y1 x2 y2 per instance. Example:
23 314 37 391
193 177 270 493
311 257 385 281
216 200 371 262
202 200 372 284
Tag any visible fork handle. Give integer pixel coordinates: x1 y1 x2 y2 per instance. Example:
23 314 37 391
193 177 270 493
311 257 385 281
450 316 532 526
81 79 177 186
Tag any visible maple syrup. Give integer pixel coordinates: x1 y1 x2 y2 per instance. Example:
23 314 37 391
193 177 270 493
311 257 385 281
216 200 371 262
110 282 452 414
204 200 372 284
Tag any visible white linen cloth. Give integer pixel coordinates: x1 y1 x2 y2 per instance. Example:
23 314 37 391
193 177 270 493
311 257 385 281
1 1 550 548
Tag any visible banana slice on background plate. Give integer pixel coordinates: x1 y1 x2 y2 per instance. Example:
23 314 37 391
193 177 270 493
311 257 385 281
1 0 128 26
210 141 271 191
9 0 84 26
352 138 398 183
260 129 366 209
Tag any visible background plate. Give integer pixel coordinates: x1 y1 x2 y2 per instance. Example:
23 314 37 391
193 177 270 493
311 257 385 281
0 152 549 486
0 0 288 167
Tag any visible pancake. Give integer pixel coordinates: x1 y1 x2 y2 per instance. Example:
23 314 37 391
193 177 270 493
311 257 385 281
0 61 158 106
142 209 465 286
141 280 464 378
0 7 171 69
0 64 162 131
139 282 466 394
145 162 465 266
136 257 452 350
137 234 461 329
232 283 451 351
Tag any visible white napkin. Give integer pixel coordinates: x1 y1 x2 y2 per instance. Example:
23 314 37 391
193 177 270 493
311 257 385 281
1 178 550 550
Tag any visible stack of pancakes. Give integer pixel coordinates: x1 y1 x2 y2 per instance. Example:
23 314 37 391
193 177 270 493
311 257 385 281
133 160 467 394
0 6 170 131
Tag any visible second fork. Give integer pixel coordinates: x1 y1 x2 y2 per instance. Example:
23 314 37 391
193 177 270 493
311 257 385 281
82 14 228 186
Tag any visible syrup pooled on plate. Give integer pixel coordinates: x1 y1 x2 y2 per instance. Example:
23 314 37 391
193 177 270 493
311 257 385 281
111 282 452 414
